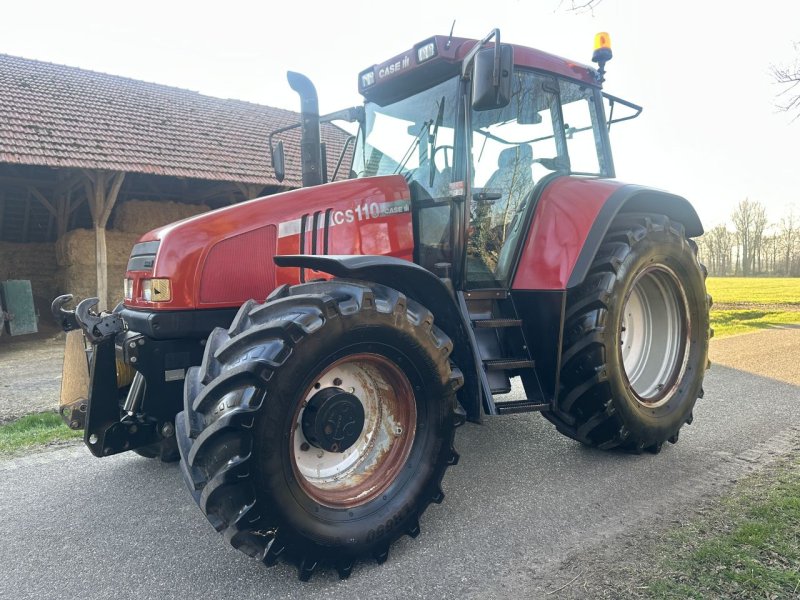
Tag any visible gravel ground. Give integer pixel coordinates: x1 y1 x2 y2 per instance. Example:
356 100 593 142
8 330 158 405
0 333 65 422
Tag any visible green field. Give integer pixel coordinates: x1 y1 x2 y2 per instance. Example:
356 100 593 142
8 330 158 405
706 277 800 306
706 278 800 338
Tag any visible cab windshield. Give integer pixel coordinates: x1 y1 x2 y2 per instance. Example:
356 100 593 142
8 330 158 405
353 76 460 198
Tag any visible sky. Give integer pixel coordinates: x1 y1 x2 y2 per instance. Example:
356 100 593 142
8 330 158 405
1 0 797 229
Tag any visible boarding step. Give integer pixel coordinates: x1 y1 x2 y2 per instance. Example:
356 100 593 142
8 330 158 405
472 318 522 329
463 289 508 301
495 399 550 415
483 358 535 371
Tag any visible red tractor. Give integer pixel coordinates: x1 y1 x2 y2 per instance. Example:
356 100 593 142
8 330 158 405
53 30 710 581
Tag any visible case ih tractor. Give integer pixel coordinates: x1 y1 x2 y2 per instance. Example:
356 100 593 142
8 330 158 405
53 30 710 580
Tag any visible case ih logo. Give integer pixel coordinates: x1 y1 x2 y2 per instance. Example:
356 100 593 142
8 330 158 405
277 200 410 238
378 55 411 80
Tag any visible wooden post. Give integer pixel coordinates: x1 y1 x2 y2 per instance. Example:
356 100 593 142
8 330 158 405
56 189 70 238
0 191 5 239
83 170 126 310
28 186 58 242
22 195 31 243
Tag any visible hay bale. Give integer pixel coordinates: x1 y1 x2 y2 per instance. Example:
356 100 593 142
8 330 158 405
0 240 58 305
57 264 97 304
57 263 128 309
56 229 141 308
57 229 141 267
114 199 210 234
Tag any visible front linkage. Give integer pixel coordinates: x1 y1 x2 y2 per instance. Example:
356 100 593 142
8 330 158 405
52 295 162 457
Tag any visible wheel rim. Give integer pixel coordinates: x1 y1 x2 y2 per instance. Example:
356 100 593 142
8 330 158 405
290 353 417 508
619 266 689 406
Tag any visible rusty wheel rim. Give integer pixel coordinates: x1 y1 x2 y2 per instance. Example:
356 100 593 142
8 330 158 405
290 353 417 508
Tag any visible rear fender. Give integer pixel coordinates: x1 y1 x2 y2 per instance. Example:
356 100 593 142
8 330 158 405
512 178 703 291
274 254 481 422
566 185 703 289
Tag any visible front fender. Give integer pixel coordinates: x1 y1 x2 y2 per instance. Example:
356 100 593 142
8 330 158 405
274 255 481 422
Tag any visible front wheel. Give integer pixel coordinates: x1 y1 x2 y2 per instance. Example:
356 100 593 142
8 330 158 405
545 213 711 452
176 280 462 580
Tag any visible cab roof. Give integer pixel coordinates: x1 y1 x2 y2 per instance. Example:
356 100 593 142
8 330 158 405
359 35 598 105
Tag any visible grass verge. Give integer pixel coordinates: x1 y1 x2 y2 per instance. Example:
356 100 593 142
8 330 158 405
560 454 800 599
0 411 82 456
711 309 800 338
646 457 800 599
706 278 800 338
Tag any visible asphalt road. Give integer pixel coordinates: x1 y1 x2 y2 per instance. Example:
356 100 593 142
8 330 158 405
2 330 800 599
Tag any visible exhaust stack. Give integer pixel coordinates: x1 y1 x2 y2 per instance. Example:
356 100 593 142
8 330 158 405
287 71 323 187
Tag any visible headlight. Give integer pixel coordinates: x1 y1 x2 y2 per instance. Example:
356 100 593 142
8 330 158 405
141 278 171 302
123 278 133 300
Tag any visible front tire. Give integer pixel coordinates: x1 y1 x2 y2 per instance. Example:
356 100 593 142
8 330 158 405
545 213 711 452
176 280 462 580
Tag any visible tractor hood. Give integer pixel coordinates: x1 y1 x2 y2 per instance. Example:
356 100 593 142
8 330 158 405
123 175 414 311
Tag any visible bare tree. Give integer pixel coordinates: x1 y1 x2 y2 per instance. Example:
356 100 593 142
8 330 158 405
559 0 604 13
779 210 799 275
772 43 800 120
732 198 768 276
698 224 734 276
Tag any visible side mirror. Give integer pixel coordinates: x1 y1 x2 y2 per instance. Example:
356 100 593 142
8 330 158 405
472 44 513 111
271 140 286 183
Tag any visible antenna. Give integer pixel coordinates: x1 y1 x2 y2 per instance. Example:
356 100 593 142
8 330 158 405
446 20 456 48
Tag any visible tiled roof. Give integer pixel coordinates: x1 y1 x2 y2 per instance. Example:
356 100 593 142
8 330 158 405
0 53 348 186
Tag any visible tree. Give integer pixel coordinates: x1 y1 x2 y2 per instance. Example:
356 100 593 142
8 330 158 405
699 224 735 276
561 0 604 12
778 211 799 275
772 43 800 120
731 199 768 276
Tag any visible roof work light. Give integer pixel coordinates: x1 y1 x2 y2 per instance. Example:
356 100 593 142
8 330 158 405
592 31 612 84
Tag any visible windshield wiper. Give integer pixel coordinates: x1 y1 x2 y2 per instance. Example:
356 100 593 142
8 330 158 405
394 119 432 176
428 96 446 187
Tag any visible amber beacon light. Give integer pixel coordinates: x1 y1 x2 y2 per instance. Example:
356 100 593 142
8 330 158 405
592 31 613 83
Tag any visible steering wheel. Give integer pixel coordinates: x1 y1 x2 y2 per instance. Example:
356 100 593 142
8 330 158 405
432 145 454 169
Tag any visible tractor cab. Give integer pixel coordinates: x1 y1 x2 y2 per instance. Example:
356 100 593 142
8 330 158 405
351 31 624 290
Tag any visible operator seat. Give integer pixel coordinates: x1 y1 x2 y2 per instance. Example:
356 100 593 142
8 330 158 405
484 145 535 225
474 145 536 282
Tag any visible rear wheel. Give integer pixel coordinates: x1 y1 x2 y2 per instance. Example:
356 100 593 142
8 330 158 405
545 213 711 452
176 280 462 580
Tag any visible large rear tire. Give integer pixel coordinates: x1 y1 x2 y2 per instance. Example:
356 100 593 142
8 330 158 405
544 213 711 452
176 280 462 580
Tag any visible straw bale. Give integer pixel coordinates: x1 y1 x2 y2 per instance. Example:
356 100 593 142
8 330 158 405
57 264 128 309
55 229 140 308
113 199 209 234
0 241 58 304
57 229 141 267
